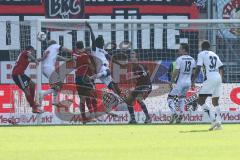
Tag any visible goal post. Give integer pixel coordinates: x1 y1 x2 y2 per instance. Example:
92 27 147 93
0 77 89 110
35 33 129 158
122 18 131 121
1 19 240 125
36 20 42 106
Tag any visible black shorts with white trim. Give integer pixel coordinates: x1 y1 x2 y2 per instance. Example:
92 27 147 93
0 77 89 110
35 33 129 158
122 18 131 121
12 74 31 90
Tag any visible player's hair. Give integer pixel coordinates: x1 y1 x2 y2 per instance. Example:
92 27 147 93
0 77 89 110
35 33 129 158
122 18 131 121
180 43 189 53
111 42 117 50
25 45 34 51
130 50 137 55
76 41 84 49
96 35 104 48
47 40 57 46
201 40 211 50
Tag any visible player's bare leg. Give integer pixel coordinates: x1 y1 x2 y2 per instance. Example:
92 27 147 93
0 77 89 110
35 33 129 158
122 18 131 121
87 90 98 119
108 81 122 96
125 93 137 124
83 97 97 123
25 81 43 114
136 89 151 124
78 96 88 124
167 95 178 124
76 82 98 123
50 72 62 105
137 99 151 124
40 71 62 106
91 69 122 97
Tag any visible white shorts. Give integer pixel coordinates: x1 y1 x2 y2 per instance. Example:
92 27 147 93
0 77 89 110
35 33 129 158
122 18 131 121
199 76 221 97
43 66 55 79
169 81 191 98
42 66 60 84
98 65 112 86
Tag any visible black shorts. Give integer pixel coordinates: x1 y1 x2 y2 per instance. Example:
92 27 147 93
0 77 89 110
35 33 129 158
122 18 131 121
12 74 31 90
132 85 152 99
75 76 95 96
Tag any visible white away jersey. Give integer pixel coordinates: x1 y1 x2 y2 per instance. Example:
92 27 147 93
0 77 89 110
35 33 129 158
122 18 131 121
197 50 223 79
42 44 61 67
176 55 196 83
91 47 109 71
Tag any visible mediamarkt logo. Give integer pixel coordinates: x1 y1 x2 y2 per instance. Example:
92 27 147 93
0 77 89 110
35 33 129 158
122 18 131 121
0 115 53 124
221 113 240 121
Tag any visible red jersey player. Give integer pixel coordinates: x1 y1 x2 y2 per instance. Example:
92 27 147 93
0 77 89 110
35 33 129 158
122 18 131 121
124 51 152 124
12 46 42 113
73 41 97 123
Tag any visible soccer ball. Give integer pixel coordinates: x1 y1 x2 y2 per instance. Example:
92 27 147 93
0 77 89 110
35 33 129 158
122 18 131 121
37 31 47 41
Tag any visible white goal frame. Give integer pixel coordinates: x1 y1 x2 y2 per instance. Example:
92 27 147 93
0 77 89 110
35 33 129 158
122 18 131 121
1 18 240 125
36 18 240 105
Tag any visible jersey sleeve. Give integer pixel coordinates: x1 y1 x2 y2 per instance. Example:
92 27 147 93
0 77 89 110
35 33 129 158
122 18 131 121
175 57 181 70
134 64 148 76
76 54 91 68
71 51 77 57
103 50 109 57
197 52 203 66
55 44 62 52
24 51 29 58
192 59 196 68
104 50 108 55
167 63 173 81
217 56 223 68
82 54 91 65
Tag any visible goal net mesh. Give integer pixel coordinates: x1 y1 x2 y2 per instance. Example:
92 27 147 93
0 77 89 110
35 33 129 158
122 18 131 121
1 20 240 124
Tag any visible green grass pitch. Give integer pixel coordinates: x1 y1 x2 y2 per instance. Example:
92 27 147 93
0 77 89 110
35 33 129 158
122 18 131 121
0 124 239 160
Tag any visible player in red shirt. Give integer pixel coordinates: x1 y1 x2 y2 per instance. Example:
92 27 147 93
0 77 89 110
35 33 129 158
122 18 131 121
124 51 152 124
73 41 97 123
12 46 42 113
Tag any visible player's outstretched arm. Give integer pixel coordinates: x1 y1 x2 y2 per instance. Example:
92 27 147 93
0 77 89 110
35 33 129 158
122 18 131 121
219 66 224 82
191 65 201 87
191 68 196 88
126 71 141 80
37 50 49 62
112 57 126 67
170 69 179 89
171 69 179 81
89 68 110 80
61 47 72 54
27 51 39 65
167 63 173 82
57 55 69 61
59 47 74 61
86 22 96 51
105 54 125 67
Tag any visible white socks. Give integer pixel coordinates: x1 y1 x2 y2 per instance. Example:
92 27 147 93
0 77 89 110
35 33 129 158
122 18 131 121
167 98 177 114
201 103 216 122
179 98 185 115
215 105 222 123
